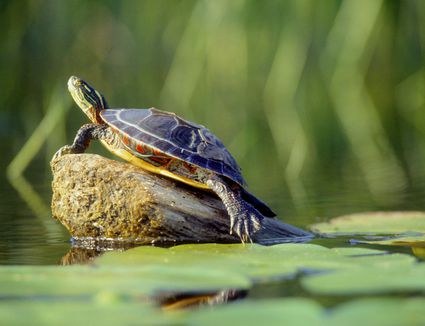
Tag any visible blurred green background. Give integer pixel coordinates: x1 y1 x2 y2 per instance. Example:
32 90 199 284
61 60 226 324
1 0 425 263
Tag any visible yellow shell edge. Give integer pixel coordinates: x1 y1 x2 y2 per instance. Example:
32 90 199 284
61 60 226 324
101 140 210 190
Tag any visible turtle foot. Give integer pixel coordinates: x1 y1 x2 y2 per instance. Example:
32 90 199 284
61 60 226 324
53 123 108 162
52 145 81 161
206 176 267 243
230 203 264 243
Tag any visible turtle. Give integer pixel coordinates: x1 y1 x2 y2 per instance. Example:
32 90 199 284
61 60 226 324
54 76 276 242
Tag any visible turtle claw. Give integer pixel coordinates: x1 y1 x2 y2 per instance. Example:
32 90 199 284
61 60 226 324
52 144 84 162
206 176 268 244
52 145 73 161
230 204 264 243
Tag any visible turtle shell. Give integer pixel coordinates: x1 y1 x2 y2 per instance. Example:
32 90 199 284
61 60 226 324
101 108 246 186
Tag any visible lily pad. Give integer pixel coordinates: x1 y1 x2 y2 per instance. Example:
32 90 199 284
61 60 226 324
310 211 425 235
186 297 425 326
0 301 177 326
356 236 425 247
354 237 425 260
186 298 324 326
97 243 416 280
0 264 250 298
5 296 425 325
330 297 425 326
301 262 425 295
2 241 425 324
310 211 425 250
2 243 415 301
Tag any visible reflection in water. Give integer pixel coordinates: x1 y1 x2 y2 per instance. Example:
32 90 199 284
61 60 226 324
6 88 69 229
0 184 70 265
60 239 141 264
7 176 52 228
158 289 248 310
60 247 104 265
2 88 71 264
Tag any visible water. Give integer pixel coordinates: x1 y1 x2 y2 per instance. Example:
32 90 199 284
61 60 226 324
2 150 425 266
2 150 425 318
0 155 71 265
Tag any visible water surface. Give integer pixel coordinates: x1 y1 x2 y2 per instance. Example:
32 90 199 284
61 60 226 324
2 153 425 265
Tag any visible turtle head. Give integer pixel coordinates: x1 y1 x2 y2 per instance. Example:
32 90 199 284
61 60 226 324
68 76 108 124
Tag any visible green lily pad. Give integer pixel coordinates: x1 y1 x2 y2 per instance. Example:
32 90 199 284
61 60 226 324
186 298 324 326
357 236 425 247
0 264 250 298
310 211 425 235
97 243 416 280
186 297 425 326
0 301 177 326
2 241 424 319
330 297 425 326
2 243 415 301
5 296 425 325
301 263 425 295
310 211 425 250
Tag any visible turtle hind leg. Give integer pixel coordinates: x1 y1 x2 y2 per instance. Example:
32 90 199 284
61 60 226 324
53 123 112 160
206 175 264 243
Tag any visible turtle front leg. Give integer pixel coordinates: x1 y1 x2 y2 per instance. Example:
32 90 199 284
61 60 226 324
206 175 264 243
53 123 112 160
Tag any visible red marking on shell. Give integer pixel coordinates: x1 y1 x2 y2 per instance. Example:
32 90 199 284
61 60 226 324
136 144 146 154
122 136 130 145
153 148 164 156
150 156 171 166
183 161 197 173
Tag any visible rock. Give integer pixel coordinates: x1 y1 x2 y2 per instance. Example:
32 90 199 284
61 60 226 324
51 154 311 245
